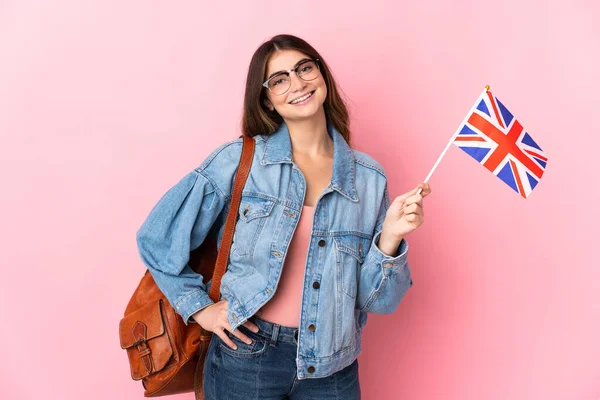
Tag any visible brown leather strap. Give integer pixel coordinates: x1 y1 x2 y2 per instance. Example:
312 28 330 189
207 135 255 303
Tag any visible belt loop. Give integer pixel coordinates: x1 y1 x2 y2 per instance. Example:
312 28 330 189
270 324 280 347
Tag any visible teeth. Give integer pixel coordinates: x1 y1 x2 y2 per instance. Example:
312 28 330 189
291 92 313 104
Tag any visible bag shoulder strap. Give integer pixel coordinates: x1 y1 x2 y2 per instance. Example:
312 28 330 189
207 135 255 302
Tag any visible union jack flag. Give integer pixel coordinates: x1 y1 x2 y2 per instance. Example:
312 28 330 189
454 89 547 198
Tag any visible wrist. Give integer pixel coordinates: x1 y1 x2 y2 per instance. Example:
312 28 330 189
191 305 210 324
378 230 403 257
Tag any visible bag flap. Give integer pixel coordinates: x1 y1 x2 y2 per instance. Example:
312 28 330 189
119 299 166 349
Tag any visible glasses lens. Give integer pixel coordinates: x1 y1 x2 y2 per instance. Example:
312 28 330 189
297 60 319 81
268 74 291 95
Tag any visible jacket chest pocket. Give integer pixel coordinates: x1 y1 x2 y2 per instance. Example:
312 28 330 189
232 195 277 257
333 234 371 298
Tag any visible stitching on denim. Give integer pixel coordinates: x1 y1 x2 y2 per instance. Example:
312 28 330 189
195 138 244 172
197 169 229 202
174 289 208 309
359 275 386 312
354 158 386 177
313 231 371 238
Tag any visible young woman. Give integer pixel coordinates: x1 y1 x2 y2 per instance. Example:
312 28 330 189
136 34 431 399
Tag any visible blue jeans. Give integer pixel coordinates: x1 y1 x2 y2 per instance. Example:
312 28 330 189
202 316 361 399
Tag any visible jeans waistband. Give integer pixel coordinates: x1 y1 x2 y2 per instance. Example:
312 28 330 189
247 315 299 344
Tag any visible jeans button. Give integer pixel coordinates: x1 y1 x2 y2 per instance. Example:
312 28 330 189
308 324 316 332
318 239 326 247
307 366 315 374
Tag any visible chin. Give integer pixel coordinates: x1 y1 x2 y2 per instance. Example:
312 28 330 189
283 107 321 122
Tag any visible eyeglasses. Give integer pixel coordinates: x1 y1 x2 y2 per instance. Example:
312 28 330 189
262 59 321 96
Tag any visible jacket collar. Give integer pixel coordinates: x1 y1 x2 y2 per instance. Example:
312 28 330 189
260 121 358 202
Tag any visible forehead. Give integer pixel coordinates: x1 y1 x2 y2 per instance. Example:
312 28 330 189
266 49 310 76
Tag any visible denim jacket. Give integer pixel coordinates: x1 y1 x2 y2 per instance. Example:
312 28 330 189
136 122 413 379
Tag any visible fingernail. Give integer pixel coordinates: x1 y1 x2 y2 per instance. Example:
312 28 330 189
254 327 259 333
232 345 238 350
247 339 253 344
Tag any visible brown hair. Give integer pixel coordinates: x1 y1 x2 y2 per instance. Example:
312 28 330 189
241 34 351 144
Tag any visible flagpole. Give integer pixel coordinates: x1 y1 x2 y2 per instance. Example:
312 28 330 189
417 85 490 195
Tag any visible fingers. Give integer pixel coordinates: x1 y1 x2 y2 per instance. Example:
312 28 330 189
403 194 423 207
417 183 431 197
230 329 253 346
403 213 419 223
215 322 253 350
207 300 240 350
392 195 421 219
401 206 424 222
401 203 422 215
393 183 431 207
207 301 261 350
394 187 421 204
402 208 424 227
399 200 425 229
214 327 238 350
243 320 260 333
399 196 423 218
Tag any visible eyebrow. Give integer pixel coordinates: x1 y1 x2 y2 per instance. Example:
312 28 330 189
266 58 312 81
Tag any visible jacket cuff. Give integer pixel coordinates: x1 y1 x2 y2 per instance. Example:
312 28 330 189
372 230 409 278
174 289 214 325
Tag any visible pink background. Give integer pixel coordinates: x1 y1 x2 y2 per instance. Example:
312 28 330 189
1 1 598 399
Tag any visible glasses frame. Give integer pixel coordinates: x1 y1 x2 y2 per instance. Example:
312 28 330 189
262 58 321 96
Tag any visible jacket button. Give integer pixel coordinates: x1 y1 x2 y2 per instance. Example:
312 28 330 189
308 324 316 332
318 239 326 247
312 281 320 289
307 366 315 374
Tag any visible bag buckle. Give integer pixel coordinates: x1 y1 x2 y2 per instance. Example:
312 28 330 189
132 321 153 373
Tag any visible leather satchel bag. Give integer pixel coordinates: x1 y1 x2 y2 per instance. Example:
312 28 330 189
119 135 255 399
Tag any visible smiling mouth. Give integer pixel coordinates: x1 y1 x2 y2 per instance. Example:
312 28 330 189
289 90 315 105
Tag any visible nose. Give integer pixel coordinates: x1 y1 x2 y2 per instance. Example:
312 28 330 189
289 72 306 93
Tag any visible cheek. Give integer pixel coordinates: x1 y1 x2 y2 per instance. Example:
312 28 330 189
321 86 328 100
270 94 288 108
266 95 281 109
317 79 328 99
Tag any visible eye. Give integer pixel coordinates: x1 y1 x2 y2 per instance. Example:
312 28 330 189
269 74 289 87
300 65 313 73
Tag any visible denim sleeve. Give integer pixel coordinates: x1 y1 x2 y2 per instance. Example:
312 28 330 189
136 169 228 325
356 182 413 314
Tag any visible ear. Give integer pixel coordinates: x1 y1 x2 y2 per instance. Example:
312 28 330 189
263 98 274 112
